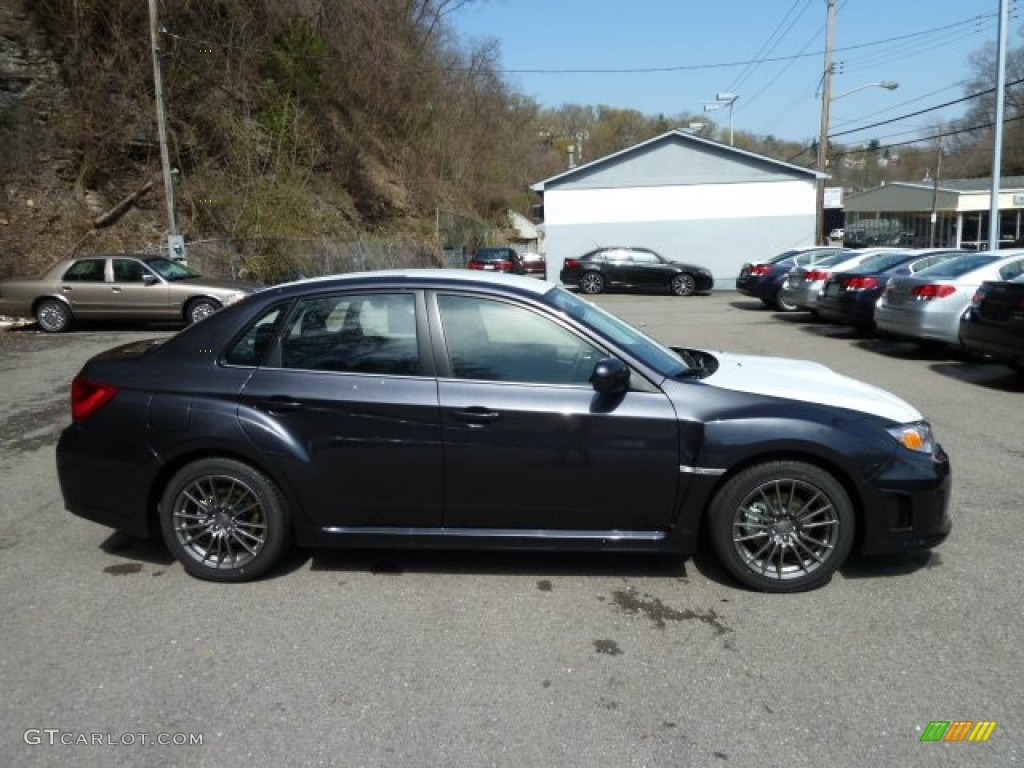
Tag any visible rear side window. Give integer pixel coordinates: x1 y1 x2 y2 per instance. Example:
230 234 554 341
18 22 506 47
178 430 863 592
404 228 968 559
998 259 1024 281
224 306 286 366
62 259 106 282
279 293 420 375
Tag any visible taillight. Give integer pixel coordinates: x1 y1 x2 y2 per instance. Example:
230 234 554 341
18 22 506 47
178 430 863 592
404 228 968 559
71 376 118 421
563 258 580 269
843 276 879 291
750 264 772 276
804 270 830 282
467 262 483 270
912 284 956 300
497 259 512 271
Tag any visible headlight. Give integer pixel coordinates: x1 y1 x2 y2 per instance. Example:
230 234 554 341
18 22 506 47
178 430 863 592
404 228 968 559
886 421 935 453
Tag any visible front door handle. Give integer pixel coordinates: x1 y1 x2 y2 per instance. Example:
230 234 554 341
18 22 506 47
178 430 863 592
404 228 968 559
452 407 500 425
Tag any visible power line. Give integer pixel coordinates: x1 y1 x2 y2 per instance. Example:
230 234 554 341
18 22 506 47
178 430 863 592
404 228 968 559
831 112 1024 158
829 76 1024 139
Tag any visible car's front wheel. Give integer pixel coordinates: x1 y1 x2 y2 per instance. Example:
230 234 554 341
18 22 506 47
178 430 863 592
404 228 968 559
579 272 605 294
670 273 697 296
186 298 221 324
708 461 854 592
35 299 72 333
159 458 293 582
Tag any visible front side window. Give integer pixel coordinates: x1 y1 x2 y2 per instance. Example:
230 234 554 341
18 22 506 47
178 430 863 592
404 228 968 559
113 258 147 283
279 293 419 375
438 294 601 385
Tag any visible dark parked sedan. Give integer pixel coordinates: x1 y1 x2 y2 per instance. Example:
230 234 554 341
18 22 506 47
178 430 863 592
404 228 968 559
466 247 526 275
560 246 713 296
817 249 964 330
959 275 1024 373
57 270 950 592
736 246 840 310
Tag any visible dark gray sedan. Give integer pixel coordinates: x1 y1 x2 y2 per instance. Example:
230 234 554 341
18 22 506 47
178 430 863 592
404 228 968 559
56 270 950 593
0 254 261 332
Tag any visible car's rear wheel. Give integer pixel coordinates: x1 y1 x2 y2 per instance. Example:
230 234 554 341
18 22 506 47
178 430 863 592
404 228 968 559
35 299 72 333
186 298 221 324
709 461 854 592
773 289 798 312
670 273 697 296
160 458 292 582
579 272 605 294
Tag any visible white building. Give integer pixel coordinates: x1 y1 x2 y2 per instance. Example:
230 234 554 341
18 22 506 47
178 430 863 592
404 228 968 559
530 129 825 288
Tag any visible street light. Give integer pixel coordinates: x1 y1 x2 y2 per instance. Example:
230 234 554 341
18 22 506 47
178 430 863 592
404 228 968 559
816 80 899 243
704 92 738 145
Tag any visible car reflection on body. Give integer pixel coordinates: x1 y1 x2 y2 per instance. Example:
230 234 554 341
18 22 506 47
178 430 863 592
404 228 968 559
57 270 950 592
0 254 261 332
875 250 1024 346
559 246 713 296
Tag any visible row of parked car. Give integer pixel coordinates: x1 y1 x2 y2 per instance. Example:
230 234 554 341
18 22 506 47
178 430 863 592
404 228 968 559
737 245 1024 374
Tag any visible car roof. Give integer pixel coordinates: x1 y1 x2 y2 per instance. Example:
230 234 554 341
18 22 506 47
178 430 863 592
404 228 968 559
274 268 555 297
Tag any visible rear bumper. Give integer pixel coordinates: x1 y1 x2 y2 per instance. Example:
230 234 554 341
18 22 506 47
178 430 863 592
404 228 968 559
874 303 961 344
959 314 1024 364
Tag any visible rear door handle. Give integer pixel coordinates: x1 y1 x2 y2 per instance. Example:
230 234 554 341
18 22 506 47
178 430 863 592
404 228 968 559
452 407 500 425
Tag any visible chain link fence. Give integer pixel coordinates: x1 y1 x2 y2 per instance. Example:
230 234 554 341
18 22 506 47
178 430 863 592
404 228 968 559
142 236 446 284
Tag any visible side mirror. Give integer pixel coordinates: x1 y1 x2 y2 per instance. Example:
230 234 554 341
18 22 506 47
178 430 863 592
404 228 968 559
143 274 159 286
590 357 630 394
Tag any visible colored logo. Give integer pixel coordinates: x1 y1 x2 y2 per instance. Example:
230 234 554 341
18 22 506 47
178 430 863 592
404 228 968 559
920 721 997 742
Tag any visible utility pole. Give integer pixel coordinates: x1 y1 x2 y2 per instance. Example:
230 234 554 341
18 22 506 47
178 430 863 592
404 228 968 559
815 0 837 246
929 143 942 247
989 0 1010 251
148 0 182 258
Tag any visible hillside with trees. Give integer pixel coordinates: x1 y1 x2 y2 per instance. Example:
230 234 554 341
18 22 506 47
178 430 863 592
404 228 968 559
0 1 1020 279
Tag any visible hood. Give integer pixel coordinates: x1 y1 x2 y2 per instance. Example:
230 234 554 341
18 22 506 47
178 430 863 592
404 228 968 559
701 351 922 423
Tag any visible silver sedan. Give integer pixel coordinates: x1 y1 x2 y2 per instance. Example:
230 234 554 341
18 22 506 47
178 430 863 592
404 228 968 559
0 255 261 332
874 250 1024 345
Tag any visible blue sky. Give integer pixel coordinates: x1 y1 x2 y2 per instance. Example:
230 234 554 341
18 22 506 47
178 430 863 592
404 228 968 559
450 1 1018 149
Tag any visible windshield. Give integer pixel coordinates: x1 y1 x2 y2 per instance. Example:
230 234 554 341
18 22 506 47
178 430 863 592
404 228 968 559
543 286 690 379
144 257 201 281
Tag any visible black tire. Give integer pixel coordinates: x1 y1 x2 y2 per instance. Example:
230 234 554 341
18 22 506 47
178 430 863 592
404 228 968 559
708 461 854 593
773 289 799 313
35 299 72 333
159 457 293 582
579 272 605 294
670 273 697 296
187 298 221 324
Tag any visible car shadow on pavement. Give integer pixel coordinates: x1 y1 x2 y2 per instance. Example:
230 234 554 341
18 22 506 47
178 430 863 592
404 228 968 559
728 299 769 311
839 550 941 581
307 548 689 580
928 361 1024 392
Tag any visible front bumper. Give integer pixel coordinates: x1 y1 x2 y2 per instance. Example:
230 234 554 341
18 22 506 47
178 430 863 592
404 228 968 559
858 442 952 555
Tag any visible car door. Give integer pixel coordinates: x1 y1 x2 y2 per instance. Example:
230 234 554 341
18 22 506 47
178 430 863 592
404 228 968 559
236 291 443 528
601 249 632 287
109 257 171 318
57 258 110 316
627 250 669 290
433 292 680 532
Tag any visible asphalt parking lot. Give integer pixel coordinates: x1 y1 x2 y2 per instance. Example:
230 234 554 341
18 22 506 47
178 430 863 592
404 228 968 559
1 291 1020 768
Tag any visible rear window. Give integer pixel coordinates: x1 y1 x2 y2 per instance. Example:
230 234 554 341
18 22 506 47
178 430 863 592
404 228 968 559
916 255 1000 279
474 249 513 262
